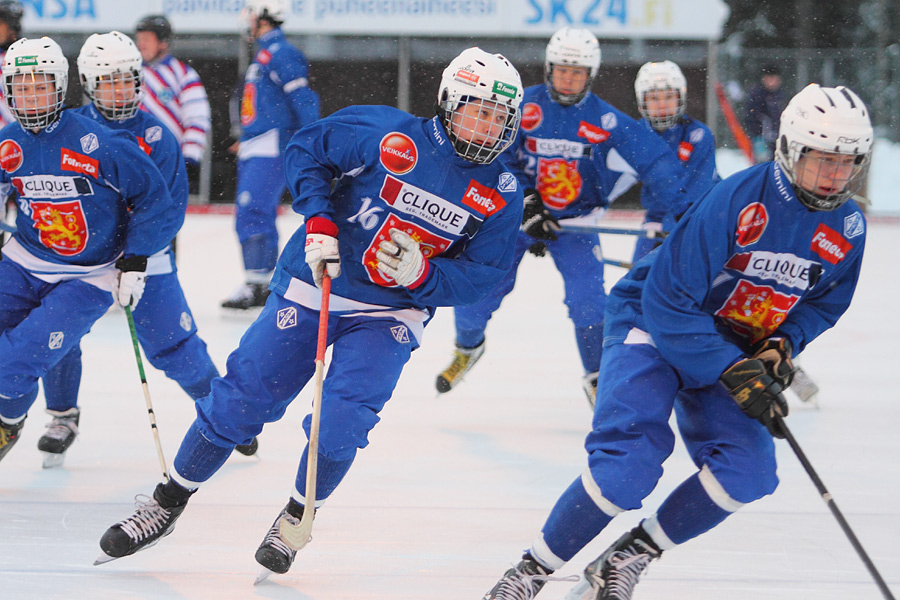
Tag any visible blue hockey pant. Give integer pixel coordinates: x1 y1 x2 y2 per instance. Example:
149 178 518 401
234 155 284 273
171 292 415 502
0 260 111 420
42 270 219 411
454 229 606 373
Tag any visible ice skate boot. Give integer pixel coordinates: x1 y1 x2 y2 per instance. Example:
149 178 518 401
482 553 566 600
95 482 191 564
254 499 307 582
37 408 80 468
221 283 269 311
789 365 820 404
582 372 599 409
234 436 259 456
0 417 25 463
435 341 485 394
564 526 662 600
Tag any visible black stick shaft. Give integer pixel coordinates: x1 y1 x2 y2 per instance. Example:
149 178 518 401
777 416 895 600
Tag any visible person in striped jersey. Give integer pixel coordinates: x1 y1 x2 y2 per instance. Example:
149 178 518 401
0 0 23 128
134 15 211 176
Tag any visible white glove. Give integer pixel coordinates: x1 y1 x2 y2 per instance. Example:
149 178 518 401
114 256 148 309
304 216 341 288
376 228 429 288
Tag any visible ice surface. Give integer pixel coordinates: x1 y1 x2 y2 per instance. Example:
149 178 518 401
1 211 898 600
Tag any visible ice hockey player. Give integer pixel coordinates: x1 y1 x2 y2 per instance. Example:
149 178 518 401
35 32 256 469
631 60 719 262
96 47 525 579
481 83 872 600
436 28 695 407
0 37 179 463
220 0 320 311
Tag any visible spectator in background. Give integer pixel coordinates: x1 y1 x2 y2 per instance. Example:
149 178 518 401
0 0 24 127
135 14 211 193
743 63 786 163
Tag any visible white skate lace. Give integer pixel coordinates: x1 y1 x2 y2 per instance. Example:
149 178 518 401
601 550 655 599
43 416 78 441
263 512 300 558
117 495 172 542
490 564 578 600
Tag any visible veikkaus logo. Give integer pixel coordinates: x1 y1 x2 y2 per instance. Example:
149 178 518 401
0 139 23 173
379 132 417 175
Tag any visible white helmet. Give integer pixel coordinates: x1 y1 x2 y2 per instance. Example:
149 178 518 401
240 0 287 26
776 84 873 211
437 47 523 165
544 28 601 106
2 37 69 130
78 31 143 121
634 60 686 131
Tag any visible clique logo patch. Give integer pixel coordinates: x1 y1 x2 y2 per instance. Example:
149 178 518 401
379 132 417 175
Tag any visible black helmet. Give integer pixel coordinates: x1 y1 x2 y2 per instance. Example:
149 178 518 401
135 14 172 42
0 0 23 36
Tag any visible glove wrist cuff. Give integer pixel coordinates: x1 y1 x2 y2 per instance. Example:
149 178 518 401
306 216 338 237
115 255 148 272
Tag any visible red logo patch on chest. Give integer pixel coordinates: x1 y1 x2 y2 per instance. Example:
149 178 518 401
0 139 23 172
810 223 852 265
30 199 89 256
379 133 418 175
60 148 99 179
736 202 768 247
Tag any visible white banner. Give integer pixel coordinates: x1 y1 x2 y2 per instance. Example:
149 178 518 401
23 0 727 39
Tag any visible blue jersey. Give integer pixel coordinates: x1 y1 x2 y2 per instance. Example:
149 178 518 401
508 85 688 218
605 162 865 388
639 116 720 225
73 103 188 230
272 105 524 314
0 110 179 268
239 28 320 142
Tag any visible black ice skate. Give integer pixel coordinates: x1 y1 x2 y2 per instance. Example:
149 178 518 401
95 483 189 564
435 341 485 394
482 554 569 600
254 499 307 583
234 436 259 456
564 526 662 600
38 408 80 468
0 417 25 463
221 283 269 311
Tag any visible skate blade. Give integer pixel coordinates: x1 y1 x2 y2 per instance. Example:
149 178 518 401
93 552 118 566
254 566 275 584
42 452 66 469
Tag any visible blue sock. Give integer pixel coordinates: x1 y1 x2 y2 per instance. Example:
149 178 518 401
541 476 614 562
43 346 82 412
242 234 278 273
455 329 485 350
655 472 732 544
294 446 356 505
179 365 220 401
172 421 234 485
575 323 603 373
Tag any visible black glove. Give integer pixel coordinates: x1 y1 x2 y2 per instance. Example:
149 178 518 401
752 337 795 389
527 241 548 257
720 358 789 438
521 188 560 241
